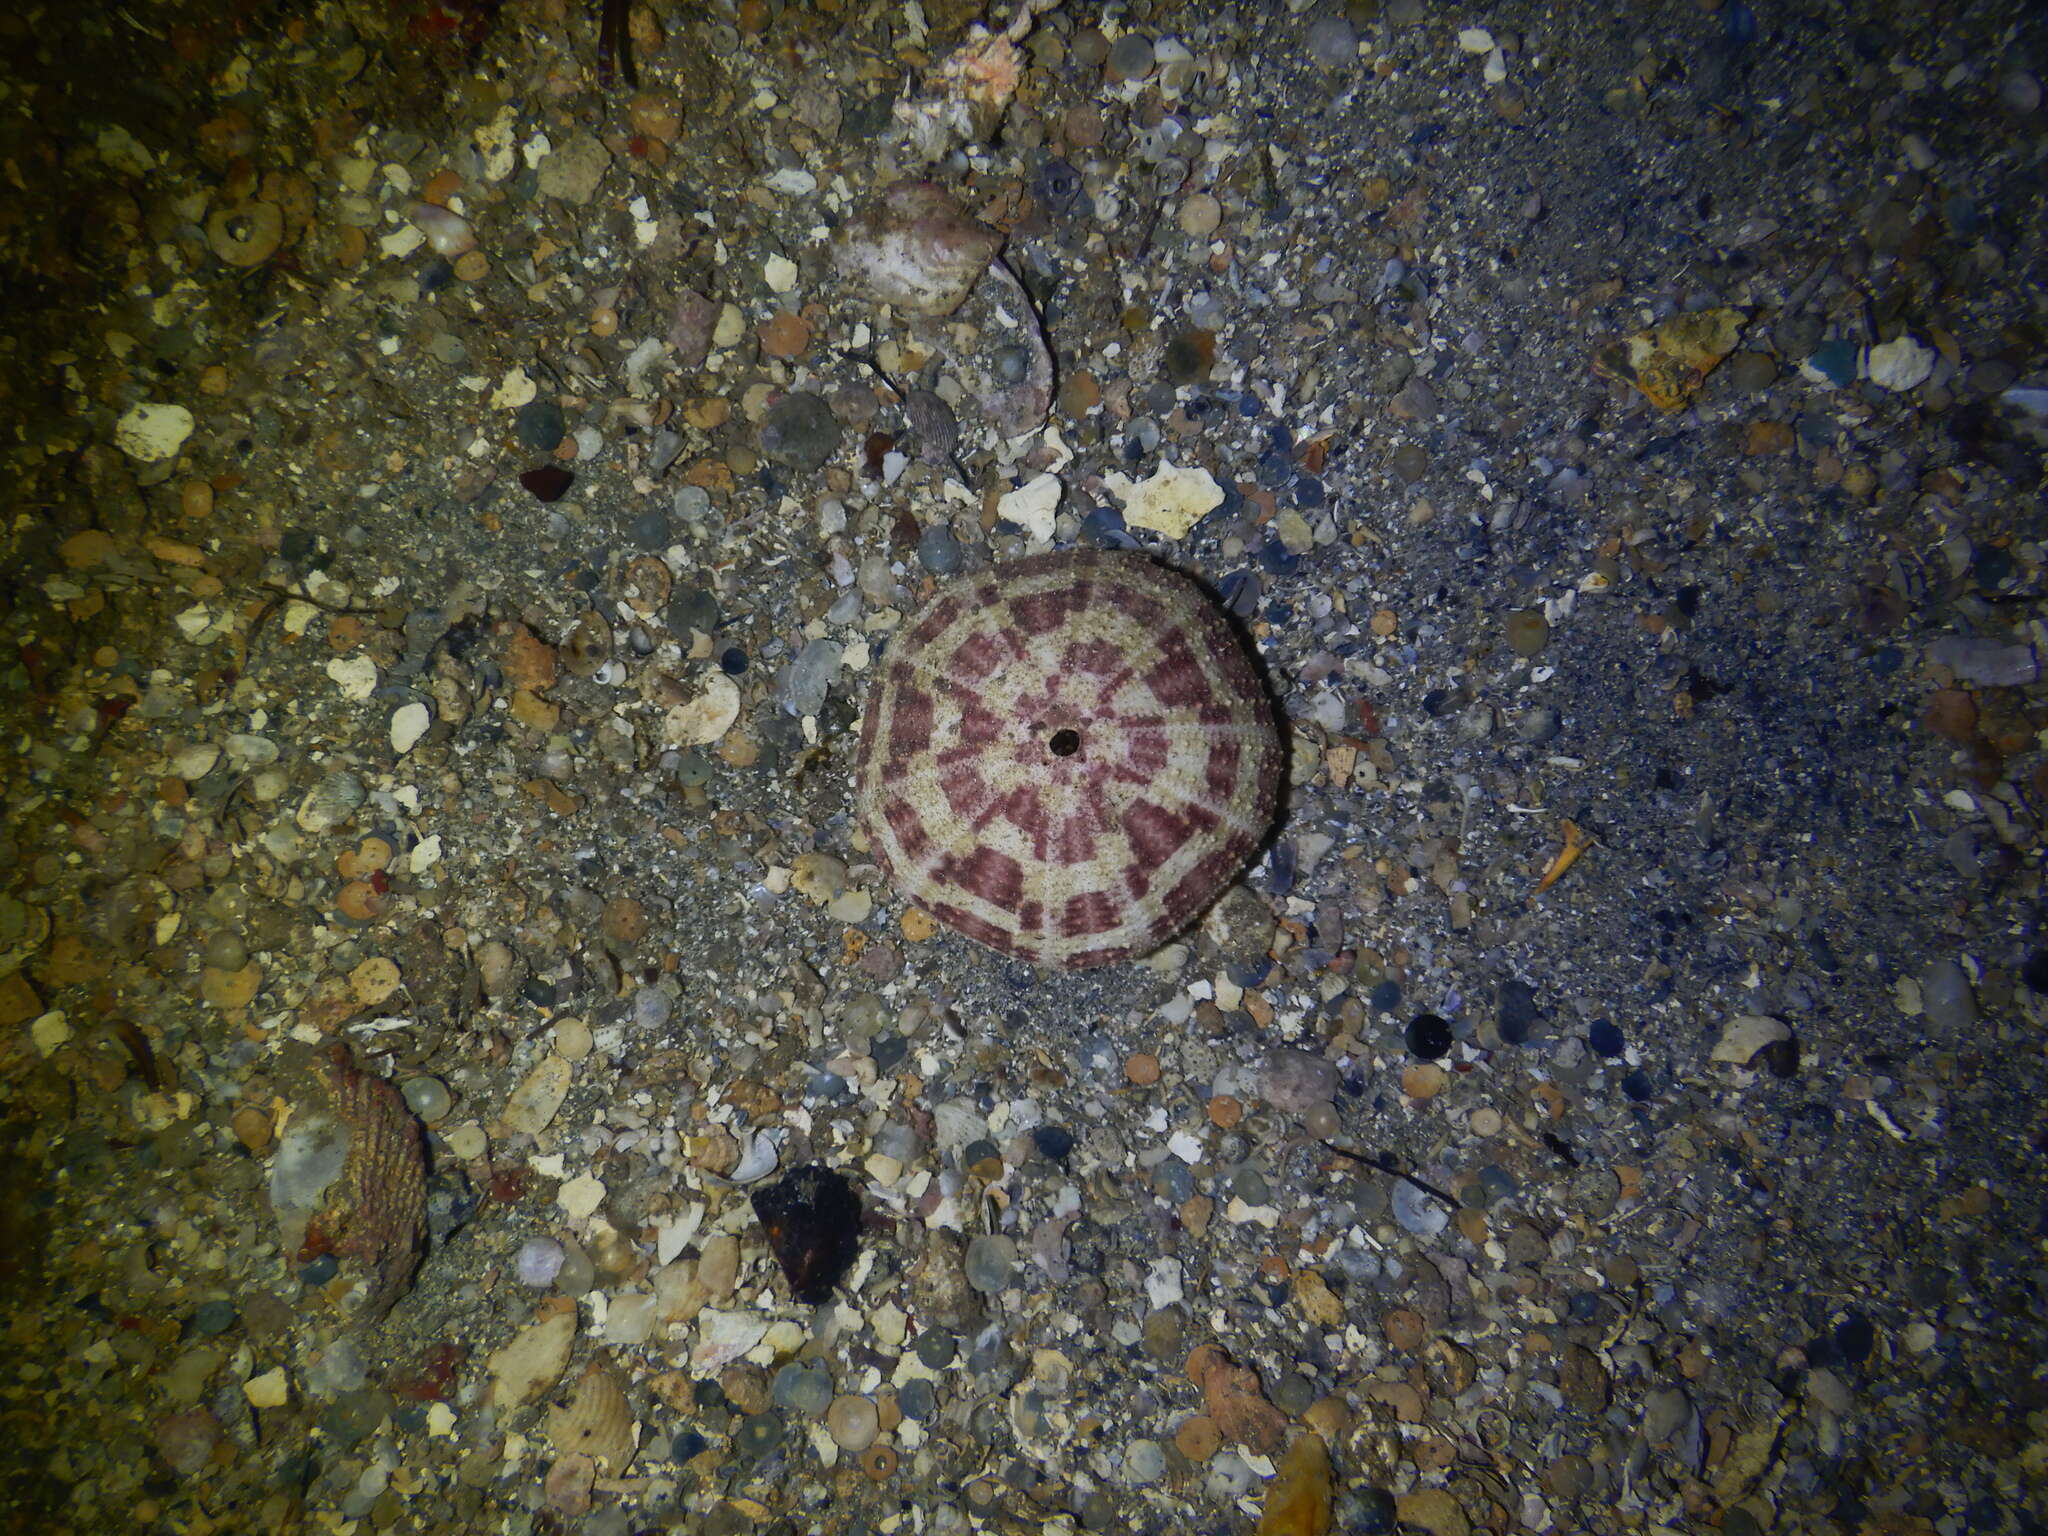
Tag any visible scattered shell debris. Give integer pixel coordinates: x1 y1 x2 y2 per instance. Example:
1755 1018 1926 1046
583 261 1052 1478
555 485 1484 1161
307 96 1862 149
2 0 2043 1532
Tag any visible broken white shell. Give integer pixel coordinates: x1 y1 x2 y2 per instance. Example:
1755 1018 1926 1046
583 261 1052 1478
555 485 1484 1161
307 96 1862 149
730 1130 781 1186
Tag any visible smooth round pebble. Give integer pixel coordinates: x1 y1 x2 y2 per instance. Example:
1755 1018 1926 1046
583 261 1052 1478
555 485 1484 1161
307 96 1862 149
773 1362 835 1417
1407 1013 1452 1059
1505 609 1550 656
513 399 565 452
899 1377 937 1420
191 1299 238 1336
734 1413 784 1458
760 392 841 472
1106 33 1154 81
1921 959 1977 1030
964 1234 1016 1293
917 523 964 575
826 1394 880 1453
1178 193 1221 239
515 1236 566 1288
401 1076 451 1124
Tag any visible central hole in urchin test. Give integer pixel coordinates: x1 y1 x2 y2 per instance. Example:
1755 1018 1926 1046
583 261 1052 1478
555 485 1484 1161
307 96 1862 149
1047 727 1081 757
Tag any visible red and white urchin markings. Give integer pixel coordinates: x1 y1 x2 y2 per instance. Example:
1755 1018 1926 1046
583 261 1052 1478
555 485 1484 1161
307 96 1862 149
854 550 1281 969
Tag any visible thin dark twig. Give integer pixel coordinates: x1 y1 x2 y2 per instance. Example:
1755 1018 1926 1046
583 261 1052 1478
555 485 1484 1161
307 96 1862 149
1320 1140 1458 1208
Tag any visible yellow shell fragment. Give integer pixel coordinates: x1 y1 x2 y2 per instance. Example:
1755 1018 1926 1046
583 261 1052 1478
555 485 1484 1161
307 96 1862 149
1256 1432 1334 1536
485 1308 576 1408
1102 458 1226 540
1532 818 1593 894
665 673 741 746
1592 307 1749 412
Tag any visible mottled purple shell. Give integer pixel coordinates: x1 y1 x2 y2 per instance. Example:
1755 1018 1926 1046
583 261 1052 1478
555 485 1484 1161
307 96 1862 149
855 551 1281 968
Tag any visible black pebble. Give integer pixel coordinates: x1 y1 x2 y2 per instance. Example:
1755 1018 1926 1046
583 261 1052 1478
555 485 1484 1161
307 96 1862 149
626 507 672 549
752 1165 862 1305
2023 949 2048 994
1345 1487 1398 1534
1832 1310 1875 1364
299 1254 339 1286
1588 1019 1625 1057
1498 978 1540 1044
1031 1125 1075 1162
513 399 566 453
1406 1013 1452 1060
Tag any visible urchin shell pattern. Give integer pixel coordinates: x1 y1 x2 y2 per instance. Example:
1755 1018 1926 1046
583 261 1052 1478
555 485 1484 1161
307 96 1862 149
855 551 1281 968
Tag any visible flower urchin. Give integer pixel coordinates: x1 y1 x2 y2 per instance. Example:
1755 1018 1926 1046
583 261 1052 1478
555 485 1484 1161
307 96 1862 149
855 551 1281 968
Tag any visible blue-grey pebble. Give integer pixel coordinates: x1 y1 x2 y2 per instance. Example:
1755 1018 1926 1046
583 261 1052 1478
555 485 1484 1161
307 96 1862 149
964 1235 1016 1294
917 523 964 575
760 392 842 472
514 399 565 452
772 1362 834 1417
1921 959 1977 1030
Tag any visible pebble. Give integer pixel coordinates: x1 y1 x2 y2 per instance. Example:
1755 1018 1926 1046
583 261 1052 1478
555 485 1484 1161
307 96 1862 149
1405 1013 1452 1059
669 587 720 636
1105 33 1155 82
1726 351 1777 392
1178 194 1222 239
734 1413 784 1458
1257 1047 1340 1113
899 1378 937 1420
155 1410 221 1476
1920 959 1977 1030
917 523 964 575
514 399 565 452
760 392 842 472
1123 1438 1166 1484
777 637 841 716
1497 979 1540 1044
515 1237 567 1288
1504 610 1550 657
401 1076 451 1124
1392 1178 1449 1237
1305 15 1358 69
773 1362 834 1417
963 1235 1016 1293
826 1394 879 1453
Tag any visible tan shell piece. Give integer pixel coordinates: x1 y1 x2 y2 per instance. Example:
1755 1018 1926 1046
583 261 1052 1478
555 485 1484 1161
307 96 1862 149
544 1357 638 1472
485 1308 576 1408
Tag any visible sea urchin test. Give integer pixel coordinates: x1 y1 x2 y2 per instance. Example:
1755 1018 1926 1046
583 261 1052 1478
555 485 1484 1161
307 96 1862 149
855 551 1281 968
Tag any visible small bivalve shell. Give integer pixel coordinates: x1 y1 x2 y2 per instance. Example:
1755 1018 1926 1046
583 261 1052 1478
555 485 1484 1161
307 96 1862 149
544 1357 638 1472
296 769 367 835
832 180 1003 318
